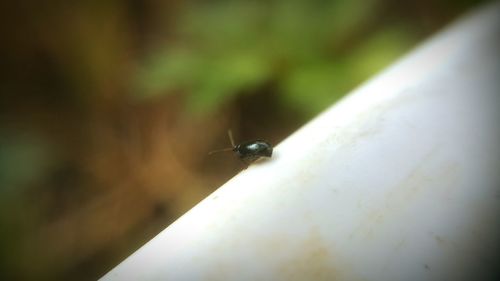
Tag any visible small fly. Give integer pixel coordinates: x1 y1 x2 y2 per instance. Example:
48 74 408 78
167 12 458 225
209 130 273 165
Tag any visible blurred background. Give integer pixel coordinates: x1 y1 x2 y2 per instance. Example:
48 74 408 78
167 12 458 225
0 0 489 280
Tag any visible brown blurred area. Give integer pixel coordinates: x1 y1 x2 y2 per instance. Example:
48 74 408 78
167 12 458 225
0 1 298 280
0 0 487 280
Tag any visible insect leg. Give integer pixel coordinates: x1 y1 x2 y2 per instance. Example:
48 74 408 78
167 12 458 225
236 157 251 169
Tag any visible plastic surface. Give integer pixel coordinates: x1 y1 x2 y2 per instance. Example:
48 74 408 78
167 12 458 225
102 2 500 280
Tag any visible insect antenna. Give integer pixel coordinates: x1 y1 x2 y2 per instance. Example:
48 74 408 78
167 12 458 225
227 130 235 147
208 147 234 155
208 129 237 155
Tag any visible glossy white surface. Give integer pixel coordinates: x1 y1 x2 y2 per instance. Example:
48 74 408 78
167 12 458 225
102 2 500 280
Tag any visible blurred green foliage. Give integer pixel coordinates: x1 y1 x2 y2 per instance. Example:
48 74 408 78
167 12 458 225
0 133 53 195
135 0 418 116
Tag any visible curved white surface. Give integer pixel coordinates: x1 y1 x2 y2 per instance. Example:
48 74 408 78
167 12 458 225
102 2 500 281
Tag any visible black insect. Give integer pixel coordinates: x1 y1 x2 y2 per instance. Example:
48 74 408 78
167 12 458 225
209 130 273 165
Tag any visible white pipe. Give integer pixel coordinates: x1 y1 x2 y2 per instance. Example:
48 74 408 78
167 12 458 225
102 2 500 281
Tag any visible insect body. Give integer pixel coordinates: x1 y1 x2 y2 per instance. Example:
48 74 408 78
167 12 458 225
234 140 273 163
209 130 273 165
